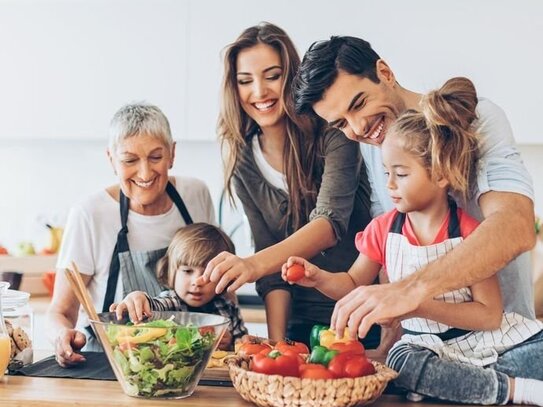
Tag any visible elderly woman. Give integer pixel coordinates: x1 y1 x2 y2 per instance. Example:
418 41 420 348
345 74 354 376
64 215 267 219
46 103 215 367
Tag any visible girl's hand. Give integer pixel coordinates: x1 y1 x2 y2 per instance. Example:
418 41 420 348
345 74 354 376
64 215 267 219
200 252 262 294
109 291 152 323
281 256 322 288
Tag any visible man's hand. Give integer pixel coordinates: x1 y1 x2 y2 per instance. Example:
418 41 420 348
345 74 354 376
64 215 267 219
330 280 423 340
200 252 262 293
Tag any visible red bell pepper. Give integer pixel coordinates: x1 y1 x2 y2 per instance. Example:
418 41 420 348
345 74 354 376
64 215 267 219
250 349 300 377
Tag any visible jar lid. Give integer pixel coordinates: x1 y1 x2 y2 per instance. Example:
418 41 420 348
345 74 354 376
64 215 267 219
2 289 30 309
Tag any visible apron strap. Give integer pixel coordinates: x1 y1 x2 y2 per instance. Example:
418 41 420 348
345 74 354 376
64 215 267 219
447 198 461 239
388 198 461 239
101 181 193 313
389 211 406 234
102 189 130 312
166 182 194 225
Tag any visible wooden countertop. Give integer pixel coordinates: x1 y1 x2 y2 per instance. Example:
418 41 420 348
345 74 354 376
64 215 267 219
4 352 471 407
0 374 471 407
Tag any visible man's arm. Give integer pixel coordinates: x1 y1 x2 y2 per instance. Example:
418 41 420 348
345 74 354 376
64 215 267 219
331 191 535 339
413 191 535 298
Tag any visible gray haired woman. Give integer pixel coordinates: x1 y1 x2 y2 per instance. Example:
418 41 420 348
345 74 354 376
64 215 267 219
46 103 215 367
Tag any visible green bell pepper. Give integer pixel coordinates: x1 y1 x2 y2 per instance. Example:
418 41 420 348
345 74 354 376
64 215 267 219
308 345 339 367
310 324 329 349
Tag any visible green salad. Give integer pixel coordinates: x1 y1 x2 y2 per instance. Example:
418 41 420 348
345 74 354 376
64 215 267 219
105 318 216 397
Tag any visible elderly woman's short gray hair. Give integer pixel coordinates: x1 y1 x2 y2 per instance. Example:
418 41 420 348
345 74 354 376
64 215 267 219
108 103 173 152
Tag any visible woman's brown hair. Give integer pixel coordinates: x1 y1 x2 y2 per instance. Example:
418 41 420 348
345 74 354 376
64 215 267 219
389 77 479 200
218 22 324 231
156 223 235 288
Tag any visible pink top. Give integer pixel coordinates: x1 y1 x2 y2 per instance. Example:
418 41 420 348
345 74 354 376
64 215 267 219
355 208 479 271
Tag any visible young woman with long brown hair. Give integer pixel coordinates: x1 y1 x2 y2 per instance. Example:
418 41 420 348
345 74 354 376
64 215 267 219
203 22 381 348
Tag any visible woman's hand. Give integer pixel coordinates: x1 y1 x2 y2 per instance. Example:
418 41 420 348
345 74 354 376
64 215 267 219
54 328 87 367
281 256 323 288
110 291 152 322
200 252 262 294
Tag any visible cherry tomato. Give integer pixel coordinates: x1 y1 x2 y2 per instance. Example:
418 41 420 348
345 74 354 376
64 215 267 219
274 339 310 355
286 264 305 282
329 340 365 355
199 326 214 336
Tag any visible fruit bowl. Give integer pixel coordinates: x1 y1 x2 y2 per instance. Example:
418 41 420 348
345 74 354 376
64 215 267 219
91 311 228 399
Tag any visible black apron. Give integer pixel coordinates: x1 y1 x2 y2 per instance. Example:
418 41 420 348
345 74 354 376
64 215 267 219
85 182 193 349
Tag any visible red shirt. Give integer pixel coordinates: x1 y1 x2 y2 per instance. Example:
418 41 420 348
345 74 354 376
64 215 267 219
355 208 479 270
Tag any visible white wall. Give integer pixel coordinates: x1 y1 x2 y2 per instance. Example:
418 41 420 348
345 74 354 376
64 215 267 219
1 0 542 142
1 0 543 254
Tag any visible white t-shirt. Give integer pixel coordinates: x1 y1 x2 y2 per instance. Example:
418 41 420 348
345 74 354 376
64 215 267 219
252 134 288 191
56 176 216 330
360 97 535 318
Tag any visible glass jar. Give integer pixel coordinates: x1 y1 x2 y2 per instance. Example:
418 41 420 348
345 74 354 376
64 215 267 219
2 288 33 365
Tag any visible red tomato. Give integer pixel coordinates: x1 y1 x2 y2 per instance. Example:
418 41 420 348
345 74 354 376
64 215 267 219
299 363 335 380
345 357 375 378
274 339 310 355
250 350 300 377
328 352 375 378
329 340 365 355
237 341 273 357
199 326 214 336
286 264 305 282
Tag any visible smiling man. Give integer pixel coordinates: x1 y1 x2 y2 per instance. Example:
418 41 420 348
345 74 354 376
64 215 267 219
293 36 536 344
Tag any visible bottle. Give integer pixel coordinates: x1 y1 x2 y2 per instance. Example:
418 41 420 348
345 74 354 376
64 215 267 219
0 282 11 378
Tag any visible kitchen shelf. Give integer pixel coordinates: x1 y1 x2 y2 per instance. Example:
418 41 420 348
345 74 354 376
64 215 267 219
0 255 57 275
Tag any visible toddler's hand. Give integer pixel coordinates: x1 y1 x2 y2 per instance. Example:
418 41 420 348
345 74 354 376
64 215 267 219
281 256 322 288
109 291 152 323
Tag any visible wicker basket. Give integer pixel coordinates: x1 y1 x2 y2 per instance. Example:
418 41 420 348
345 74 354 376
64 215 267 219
226 356 398 407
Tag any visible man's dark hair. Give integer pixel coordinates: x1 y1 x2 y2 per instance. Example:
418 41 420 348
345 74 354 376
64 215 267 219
293 36 381 114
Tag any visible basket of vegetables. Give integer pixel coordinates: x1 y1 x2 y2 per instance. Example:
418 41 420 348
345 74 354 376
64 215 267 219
227 327 398 407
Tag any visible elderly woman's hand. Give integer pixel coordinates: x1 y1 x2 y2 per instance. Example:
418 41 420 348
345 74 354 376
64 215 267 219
55 328 87 367
200 252 261 294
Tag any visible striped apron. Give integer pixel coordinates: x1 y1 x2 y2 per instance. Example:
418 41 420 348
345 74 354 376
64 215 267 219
386 201 543 366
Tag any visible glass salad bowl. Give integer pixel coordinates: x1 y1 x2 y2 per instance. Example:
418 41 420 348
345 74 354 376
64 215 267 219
90 311 228 399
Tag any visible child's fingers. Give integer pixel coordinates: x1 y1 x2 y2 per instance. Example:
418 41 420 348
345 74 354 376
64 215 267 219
132 299 146 323
143 298 152 318
281 263 289 281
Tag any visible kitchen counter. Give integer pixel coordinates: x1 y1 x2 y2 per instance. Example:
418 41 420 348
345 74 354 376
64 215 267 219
4 352 471 407
0 374 472 407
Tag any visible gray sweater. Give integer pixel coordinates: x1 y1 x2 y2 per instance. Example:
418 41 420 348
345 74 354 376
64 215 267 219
233 129 372 327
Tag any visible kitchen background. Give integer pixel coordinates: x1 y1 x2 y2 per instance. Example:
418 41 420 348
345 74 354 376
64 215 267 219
1 0 542 302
